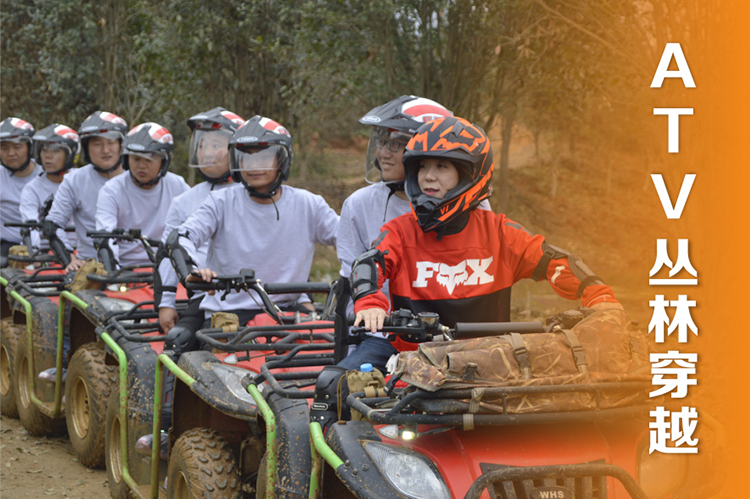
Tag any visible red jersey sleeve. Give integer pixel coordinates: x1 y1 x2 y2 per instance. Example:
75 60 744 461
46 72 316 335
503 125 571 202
544 259 619 307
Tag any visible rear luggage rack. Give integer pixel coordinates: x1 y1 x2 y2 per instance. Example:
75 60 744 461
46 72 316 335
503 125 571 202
346 381 651 427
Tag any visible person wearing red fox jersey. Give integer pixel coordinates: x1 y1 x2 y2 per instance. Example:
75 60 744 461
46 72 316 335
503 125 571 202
352 116 621 358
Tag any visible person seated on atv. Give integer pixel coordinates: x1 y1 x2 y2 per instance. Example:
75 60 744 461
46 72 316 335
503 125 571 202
1 117 42 267
351 116 622 371
44 112 128 273
336 96 487 371
156 107 244 340
19 123 80 253
172 115 339 334
95 122 189 268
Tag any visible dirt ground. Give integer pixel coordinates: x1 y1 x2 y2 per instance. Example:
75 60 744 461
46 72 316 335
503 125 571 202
0 416 110 499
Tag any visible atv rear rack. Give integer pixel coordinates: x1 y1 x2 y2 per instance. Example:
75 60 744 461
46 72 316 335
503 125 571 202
346 381 651 427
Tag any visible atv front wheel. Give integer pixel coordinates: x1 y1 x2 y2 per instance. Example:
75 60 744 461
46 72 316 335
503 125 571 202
14 329 67 436
167 428 240 499
0 317 21 418
65 342 116 468
105 389 130 499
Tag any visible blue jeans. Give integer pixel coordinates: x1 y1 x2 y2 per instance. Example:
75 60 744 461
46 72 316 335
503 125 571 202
338 337 397 373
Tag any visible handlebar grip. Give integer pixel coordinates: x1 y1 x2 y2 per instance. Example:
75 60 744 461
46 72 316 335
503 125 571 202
184 280 218 291
49 237 71 267
453 321 544 338
264 282 331 295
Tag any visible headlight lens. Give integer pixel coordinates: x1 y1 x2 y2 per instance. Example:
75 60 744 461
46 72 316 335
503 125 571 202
210 364 257 405
364 442 451 499
96 297 135 313
638 445 688 498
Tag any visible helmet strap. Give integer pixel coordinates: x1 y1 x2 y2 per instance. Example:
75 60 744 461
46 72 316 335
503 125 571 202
129 169 162 188
92 156 123 174
200 169 232 185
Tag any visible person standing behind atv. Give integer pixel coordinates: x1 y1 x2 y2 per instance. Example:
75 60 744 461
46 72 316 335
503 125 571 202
174 116 338 325
19 124 80 251
156 107 245 341
44 112 128 272
0 117 42 267
95 122 188 267
352 117 622 365
336 96 489 371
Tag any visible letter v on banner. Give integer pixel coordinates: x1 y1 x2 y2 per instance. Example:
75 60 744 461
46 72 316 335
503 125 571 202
651 174 696 219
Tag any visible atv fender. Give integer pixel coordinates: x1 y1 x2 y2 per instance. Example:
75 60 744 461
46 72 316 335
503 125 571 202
325 420 406 499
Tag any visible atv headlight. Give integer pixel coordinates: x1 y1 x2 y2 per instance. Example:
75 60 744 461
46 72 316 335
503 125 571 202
363 442 450 499
96 297 135 313
638 445 688 498
210 364 256 405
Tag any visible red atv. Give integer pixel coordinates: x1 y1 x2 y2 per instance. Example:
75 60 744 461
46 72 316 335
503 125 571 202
115 269 347 499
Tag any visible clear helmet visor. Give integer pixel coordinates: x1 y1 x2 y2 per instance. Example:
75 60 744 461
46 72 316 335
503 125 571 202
125 150 167 161
364 128 411 184
188 128 232 168
231 144 287 173
35 142 74 172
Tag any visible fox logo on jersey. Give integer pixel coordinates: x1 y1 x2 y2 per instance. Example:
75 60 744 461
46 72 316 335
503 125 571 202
412 257 494 295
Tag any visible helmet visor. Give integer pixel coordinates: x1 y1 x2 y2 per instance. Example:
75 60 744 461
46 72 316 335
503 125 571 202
231 145 287 172
35 142 74 172
188 129 232 168
364 128 411 184
86 130 123 141
125 150 167 161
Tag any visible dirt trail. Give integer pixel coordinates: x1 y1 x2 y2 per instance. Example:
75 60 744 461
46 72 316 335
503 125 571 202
0 416 110 499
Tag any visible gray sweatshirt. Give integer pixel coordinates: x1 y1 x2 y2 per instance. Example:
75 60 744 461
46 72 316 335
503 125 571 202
1 162 43 243
19 173 75 250
177 184 339 316
96 172 189 266
46 164 122 259
157 180 234 309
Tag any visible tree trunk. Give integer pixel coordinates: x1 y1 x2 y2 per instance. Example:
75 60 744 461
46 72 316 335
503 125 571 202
499 110 515 212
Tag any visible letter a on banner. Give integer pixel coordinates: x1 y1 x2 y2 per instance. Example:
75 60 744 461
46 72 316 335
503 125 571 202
651 43 696 88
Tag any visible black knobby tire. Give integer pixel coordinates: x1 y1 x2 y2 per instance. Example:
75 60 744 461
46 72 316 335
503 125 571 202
13 329 67 436
1 318 21 418
105 389 131 499
65 342 117 468
167 428 240 499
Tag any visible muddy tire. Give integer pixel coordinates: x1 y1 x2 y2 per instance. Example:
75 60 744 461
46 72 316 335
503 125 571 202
14 329 67 436
167 428 240 499
0 318 21 417
105 389 132 499
65 342 116 468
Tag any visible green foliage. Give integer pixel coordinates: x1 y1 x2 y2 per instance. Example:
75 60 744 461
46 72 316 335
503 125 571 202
1 0 660 176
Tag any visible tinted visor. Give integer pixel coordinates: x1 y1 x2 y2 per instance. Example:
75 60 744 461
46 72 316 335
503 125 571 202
35 142 74 172
231 144 287 172
188 129 232 168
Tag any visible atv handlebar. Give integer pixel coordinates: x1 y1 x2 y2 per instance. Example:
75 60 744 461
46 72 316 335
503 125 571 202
264 282 331 295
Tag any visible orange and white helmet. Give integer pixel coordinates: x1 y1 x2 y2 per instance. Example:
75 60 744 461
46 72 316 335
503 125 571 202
402 117 493 233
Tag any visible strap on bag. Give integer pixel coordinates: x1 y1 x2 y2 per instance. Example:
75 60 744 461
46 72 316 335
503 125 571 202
560 329 589 373
505 333 532 379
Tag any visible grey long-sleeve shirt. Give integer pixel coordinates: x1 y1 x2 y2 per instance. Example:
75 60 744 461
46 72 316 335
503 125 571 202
157 180 234 309
177 184 339 316
96 172 189 266
46 164 121 259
